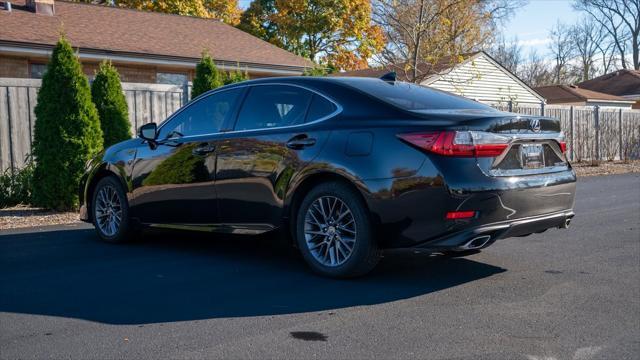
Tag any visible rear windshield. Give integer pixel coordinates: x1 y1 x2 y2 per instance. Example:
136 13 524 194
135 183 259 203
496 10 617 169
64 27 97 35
344 78 493 111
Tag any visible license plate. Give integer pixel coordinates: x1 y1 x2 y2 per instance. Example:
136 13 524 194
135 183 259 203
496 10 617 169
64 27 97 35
521 144 544 169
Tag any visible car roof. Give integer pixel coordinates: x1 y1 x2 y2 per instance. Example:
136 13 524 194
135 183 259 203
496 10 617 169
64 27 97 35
222 75 386 88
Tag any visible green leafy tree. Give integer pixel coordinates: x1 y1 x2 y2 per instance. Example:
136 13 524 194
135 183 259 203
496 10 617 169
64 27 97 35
302 65 336 76
191 52 224 99
224 68 249 85
31 37 103 210
91 61 131 148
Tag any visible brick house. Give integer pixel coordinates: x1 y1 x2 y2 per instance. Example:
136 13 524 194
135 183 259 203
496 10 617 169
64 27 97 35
576 70 640 109
0 0 312 84
534 85 636 109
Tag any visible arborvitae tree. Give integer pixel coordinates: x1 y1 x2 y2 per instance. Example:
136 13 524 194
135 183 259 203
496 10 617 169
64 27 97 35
31 37 103 210
191 52 223 99
91 60 131 148
224 68 249 85
302 66 329 76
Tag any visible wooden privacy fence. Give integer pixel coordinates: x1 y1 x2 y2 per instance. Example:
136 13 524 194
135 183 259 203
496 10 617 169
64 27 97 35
0 78 190 171
1 77 640 171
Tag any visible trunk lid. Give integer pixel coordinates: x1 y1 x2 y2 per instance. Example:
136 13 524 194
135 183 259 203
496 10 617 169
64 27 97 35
410 110 570 176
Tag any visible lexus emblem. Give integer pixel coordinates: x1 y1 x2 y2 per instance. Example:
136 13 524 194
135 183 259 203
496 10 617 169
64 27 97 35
530 119 541 133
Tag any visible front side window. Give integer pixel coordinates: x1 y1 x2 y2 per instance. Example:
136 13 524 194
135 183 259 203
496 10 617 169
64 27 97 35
234 85 313 131
159 88 242 139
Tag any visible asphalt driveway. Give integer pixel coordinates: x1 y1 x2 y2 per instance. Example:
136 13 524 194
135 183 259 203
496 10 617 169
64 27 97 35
1 173 639 359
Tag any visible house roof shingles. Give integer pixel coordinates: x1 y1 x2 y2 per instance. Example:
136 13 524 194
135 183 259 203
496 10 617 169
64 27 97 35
0 0 311 69
534 84 633 104
576 69 640 97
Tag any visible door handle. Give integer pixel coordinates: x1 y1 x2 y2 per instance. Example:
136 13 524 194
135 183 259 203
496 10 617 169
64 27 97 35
286 135 316 150
192 143 216 155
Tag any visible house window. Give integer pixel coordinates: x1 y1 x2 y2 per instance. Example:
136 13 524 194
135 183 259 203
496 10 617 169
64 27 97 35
30 63 47 79
157 72 187 85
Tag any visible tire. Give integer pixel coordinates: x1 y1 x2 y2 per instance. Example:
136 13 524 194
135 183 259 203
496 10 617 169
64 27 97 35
295 181 380 278
91 176 132 243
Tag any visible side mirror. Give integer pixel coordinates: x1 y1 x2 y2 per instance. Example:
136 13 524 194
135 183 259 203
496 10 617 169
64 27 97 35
139 122 158 142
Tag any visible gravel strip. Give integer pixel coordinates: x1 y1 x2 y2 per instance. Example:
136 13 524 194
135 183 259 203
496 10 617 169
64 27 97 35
572 160 640 177
0 205 80 230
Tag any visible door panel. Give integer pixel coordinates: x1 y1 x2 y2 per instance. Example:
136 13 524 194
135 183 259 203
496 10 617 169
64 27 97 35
129 88 243 225
130 139 217 224
214 84 337 227
214 130 330 226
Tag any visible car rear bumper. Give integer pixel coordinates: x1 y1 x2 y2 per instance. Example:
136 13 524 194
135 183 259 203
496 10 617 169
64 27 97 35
358 165 576 249
412 210 574 251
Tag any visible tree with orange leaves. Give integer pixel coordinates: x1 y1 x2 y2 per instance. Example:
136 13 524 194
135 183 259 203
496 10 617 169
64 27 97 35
74 0 241 25
239 0 384 71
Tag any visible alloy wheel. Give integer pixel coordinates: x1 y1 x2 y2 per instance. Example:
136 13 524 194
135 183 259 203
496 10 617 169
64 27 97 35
95 185 123 237
304 196 357 267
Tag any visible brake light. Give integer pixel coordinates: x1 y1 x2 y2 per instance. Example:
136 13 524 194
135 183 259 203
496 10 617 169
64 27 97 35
446 211 476 219
559 141 567 153
398 131 510 157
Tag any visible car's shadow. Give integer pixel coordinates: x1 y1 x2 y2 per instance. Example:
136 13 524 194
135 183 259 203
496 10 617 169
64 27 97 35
0 227 505 325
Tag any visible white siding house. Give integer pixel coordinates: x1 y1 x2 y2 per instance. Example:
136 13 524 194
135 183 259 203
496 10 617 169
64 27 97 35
332 51 545 106
421 52 544 105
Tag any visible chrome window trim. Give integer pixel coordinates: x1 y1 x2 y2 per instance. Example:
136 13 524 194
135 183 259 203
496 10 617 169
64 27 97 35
156 82 343 141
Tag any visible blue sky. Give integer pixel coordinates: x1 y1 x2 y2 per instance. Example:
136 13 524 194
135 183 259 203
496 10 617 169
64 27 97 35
503 0 581 57
238 0 582 58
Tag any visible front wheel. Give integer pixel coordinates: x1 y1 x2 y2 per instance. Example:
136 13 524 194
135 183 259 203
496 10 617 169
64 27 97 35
295 181 380 278
92 176 132 243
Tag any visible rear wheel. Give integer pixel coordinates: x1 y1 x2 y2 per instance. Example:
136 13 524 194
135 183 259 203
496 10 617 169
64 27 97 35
92 176 132 243
295 181 380 278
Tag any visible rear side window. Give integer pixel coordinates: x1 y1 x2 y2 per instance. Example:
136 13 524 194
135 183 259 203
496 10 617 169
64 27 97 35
235 85 313 131
306 94 337 122
345 78 493 111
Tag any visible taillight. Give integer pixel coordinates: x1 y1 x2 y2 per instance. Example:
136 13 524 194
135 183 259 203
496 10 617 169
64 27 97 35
398 131 510 157
559 141 567 153
445 211 476 219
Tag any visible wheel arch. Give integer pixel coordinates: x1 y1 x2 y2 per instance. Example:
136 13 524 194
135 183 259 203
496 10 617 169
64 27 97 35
285 170 376 240
83 164 129 222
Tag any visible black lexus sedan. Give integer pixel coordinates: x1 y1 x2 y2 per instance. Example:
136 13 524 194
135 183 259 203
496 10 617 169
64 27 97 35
79 76 576 277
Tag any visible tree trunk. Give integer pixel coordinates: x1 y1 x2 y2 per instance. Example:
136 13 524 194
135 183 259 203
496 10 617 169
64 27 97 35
633 29 639 70
412 0 426 83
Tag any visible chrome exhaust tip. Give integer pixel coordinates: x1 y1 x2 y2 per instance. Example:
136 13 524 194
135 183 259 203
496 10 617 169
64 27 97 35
459 235 491 250
559 218 571 229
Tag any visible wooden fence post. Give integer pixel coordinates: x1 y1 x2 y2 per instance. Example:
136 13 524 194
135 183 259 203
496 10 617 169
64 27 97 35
594 105 600 162
5 87 15 174
133 91 138 130
149 90 154 123
182 82 190 106
570 106 574 162
618 108 623 161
